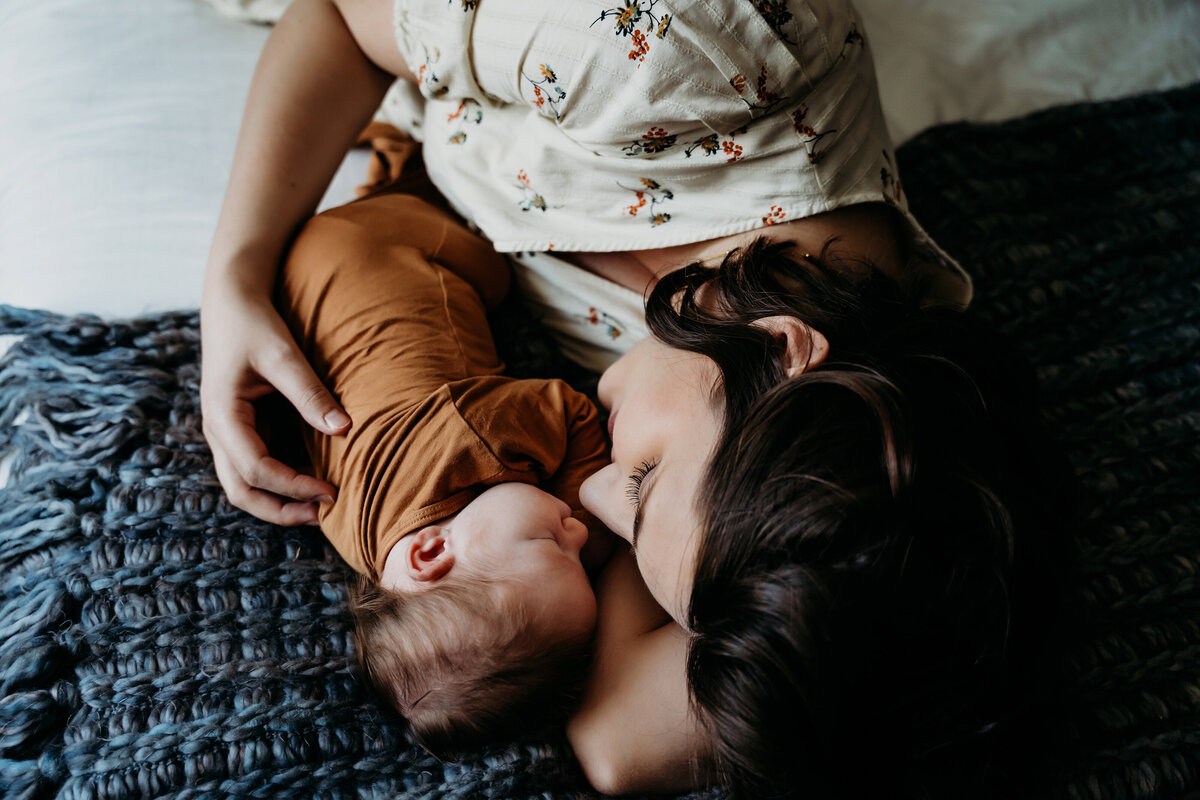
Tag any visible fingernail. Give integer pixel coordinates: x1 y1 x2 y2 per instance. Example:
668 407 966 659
323 409 351 431
316 494 334 504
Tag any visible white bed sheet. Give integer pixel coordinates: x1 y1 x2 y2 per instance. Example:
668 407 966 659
857 0 1200 144
0 0 1198 320
1 0 264 318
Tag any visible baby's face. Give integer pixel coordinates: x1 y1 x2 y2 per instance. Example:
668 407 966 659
454 484 598 641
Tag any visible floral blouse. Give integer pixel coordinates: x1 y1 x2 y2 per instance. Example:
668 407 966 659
386 0 969 328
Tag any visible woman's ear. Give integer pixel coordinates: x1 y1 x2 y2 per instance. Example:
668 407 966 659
380 525 455 591
750 316 830 378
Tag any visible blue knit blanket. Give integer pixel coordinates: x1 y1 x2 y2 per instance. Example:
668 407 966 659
1 84 1198 799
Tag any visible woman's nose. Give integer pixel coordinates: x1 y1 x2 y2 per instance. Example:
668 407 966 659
579 465 631 544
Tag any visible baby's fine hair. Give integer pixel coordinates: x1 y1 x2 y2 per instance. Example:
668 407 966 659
349 571 591 758
646 237 1075 798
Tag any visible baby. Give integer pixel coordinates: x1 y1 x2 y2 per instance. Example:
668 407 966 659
274 147 612 756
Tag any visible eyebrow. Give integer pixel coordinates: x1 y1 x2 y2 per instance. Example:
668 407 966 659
631 467 658 551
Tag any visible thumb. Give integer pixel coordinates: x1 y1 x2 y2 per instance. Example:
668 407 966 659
260 341 351 435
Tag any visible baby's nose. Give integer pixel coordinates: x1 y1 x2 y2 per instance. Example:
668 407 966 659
561 515 590 553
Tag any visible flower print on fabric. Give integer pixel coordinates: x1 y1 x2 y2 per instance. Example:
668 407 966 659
446 99 483 144
730 66 789 113
654 12 671 38
417 46 449 99
761 205 787 226
586 307 623 340
620 178 673 226
755 0 797 44
524 64 567 120
592 1 671 66
683 126 747 162
844 22 863 47
683 134 720 158
880 150 903 206
791 104 837 165
450 0 477 9
623 127 678 156
516 170 548 212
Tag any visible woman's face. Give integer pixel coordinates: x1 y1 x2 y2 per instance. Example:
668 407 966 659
579 337 724 625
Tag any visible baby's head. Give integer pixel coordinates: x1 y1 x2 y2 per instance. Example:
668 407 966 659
350 483 597 757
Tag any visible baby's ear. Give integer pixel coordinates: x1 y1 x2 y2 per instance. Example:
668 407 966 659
381 525 455 591
750 316 829 379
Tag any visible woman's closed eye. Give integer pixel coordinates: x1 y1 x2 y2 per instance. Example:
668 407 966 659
624 459 658 550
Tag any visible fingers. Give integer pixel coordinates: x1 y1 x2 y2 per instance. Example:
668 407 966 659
227 396 337 490
199 294 347 526
256 340 352 436
209 436 325 527
203 386 339 524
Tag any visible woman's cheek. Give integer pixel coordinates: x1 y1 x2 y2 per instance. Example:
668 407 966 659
579 464 632 544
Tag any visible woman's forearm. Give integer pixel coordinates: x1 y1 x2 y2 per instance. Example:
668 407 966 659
569 623 709 794
205 0 396 294
568 549 711 794
199 0 412 525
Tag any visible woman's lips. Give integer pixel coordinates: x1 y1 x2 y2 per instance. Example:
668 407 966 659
607 409 618 439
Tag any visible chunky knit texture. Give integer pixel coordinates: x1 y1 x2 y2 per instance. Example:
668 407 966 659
1 83 1198 798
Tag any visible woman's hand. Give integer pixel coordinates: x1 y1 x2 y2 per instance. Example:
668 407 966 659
201 272 350 526
197 0 406 524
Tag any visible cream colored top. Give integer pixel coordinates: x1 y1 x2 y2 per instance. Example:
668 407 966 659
385 0 971 369
392 0 961 272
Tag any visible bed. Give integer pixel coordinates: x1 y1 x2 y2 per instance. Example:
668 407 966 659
1 0 1199 797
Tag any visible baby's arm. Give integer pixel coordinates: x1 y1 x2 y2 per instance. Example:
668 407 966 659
201 0 414 525
567 548 711 794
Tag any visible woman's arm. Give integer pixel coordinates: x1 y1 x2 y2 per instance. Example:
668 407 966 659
201 0 413 524
568 548 711 795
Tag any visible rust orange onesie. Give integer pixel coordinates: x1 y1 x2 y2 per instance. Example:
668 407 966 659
276 153 609 582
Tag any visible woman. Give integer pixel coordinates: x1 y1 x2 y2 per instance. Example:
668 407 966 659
202 0 1061 794
570 240 1072 796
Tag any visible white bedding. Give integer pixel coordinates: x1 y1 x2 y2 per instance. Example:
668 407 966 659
0 0 1198 319
857 0 1200 144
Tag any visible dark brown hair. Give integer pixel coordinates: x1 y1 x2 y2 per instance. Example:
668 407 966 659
645 239 1072 797
349 571 591 758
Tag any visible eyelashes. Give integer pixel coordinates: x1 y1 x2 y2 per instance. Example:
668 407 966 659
625 459 658 506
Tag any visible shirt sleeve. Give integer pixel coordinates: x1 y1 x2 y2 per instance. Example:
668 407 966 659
450 376 609 513
541 385 610 517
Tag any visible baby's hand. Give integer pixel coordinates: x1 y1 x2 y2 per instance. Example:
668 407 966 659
200 275 349 526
